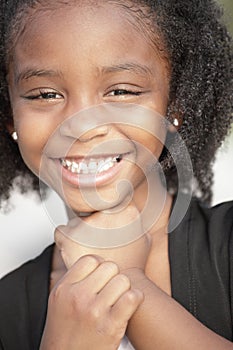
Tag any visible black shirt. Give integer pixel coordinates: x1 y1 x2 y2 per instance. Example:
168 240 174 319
0 198 233 349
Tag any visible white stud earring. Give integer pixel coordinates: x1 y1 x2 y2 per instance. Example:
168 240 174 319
11 131 18 141
173 118 179 127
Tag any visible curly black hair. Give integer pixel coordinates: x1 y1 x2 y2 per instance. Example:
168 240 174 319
0 0 232 208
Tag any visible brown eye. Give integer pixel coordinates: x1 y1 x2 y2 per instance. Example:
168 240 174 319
108 89 141 96
24 89 63 100
40 92 62 99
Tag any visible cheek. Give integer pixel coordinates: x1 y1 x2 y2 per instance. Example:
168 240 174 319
14 113 53 174
124 121 167 158
134 137 165 178
130 125 167 179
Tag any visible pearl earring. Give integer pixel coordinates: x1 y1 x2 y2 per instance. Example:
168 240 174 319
173 118 179 127
11 131 18 141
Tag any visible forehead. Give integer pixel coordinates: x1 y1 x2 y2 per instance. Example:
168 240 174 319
21 3 141 44
10 1 169 85
12 1 162 55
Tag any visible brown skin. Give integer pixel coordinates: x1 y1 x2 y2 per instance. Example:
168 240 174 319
8 3 169 213
7 2 233 350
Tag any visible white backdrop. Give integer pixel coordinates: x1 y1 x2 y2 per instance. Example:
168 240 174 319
0 135 233 278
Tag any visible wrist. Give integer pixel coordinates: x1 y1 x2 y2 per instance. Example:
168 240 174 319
122 267 144 277
122 268 149 289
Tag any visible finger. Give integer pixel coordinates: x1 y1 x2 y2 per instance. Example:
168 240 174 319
111 289 144 323
59 254 104 285
79 261 119 293
97 273 131 307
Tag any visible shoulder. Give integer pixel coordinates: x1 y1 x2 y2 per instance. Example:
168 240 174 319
193 198 233 224
179 197 233 261
190 198 233 245
170 196 233 248
0 244 54 350
170 198 233 340
0 243 54 301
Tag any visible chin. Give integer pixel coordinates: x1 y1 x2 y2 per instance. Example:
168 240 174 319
65 186 134 215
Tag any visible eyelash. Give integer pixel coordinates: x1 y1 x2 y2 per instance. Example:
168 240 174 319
24 89 63 100
23 88 143 101
106 89 142 97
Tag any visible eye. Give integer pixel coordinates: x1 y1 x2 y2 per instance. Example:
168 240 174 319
107 89 142 97
23 89 63 101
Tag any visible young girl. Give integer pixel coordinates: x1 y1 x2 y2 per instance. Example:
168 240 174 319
0 0 233 349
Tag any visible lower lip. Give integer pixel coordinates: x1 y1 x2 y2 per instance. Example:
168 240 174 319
56 158 126 188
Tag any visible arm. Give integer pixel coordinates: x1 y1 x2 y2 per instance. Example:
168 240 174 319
124 268 233 350
54 203 233 350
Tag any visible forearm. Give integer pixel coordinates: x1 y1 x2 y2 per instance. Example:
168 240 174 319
125 269 233 350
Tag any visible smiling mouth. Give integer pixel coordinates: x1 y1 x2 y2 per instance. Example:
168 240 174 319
59 154 123 175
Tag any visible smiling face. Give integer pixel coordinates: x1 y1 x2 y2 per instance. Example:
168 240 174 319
7 1 170 213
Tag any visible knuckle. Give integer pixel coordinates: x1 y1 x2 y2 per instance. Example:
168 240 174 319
125 289 142 306
90 304 102 320
116 274 131 289
101 261 119 275
50 283 84 310
65 284 91 315
49 282 68 303
49 282 105 319
69 289 85 313
78 254 102 268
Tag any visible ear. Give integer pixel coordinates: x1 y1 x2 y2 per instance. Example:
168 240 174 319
167 113 183 133
6 121 15 135
5 121 18 141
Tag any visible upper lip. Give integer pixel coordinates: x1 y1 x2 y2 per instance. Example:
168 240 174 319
59 153 126 161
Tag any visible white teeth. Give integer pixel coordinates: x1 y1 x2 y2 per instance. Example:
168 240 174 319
60 156 121 175
79 162 88 174
100 161 114 172
98 160 105 170
89 161 97 169
65 159 72 167
71 163 79 173
61 159 67 167
89 161 98 174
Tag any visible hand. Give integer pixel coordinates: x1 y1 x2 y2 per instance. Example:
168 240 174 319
55 203 151 272
40 203 149 349
40 255 143 350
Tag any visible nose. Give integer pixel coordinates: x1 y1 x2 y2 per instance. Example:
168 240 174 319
78 124 110 142
59 105 111 142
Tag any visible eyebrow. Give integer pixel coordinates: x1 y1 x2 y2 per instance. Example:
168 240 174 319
15 62 153 85
101 62 153 76
15 68 63 85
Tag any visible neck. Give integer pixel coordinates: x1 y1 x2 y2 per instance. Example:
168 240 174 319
132 170 172 235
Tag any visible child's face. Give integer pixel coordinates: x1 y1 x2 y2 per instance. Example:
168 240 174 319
8 2 170 213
